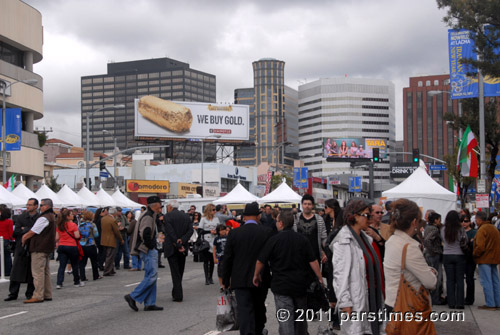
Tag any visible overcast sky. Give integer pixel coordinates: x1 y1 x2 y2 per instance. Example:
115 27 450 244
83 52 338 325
24 0 452 145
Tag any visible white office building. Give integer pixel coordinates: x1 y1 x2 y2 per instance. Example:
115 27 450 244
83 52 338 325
298 77 396 192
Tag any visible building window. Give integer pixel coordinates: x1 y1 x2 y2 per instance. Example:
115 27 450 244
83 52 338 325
426 80 431 86
434 80 439 86
418 81 423 87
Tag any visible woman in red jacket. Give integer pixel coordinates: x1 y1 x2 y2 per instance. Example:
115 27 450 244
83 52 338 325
55 209 83 289
0 205 14 276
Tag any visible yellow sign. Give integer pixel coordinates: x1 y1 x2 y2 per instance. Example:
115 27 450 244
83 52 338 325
126 179 170 193
177 183 198 197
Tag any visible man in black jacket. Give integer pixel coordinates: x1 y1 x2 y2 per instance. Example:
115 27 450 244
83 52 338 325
4 198 39 301
164 199 193 302
223 202 272 335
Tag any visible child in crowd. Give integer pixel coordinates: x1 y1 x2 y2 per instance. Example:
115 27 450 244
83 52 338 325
213 224 228 291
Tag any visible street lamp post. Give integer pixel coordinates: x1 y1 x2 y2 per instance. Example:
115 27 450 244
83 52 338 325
201 134 221 197
85 105 124 189
0 78 38 184
103 129 118 187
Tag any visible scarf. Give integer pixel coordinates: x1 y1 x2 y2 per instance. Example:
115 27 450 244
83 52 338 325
348 225 384 335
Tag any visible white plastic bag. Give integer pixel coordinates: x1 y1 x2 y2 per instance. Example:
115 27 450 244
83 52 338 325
216 290 239 331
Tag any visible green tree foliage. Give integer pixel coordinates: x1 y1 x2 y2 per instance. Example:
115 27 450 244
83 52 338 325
48 175 61 193
269 174 293 192
443 97 499 178
437 0 500 77
36 131 47 147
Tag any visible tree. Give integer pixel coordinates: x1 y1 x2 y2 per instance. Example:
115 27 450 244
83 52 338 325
269 174 292 193
48 175 61 193
36 131 47 147
443 144 476 208
437 0 500 78
443 97 499 179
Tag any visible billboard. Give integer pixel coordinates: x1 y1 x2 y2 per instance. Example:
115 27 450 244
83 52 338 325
324 138 387 160
134 96 249 140
448 28 500 99
390 164 418 179
126 179 170 193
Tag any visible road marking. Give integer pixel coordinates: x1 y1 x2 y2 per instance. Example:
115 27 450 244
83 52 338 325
125 277 161 287
0 311 28 320
203 331 221 335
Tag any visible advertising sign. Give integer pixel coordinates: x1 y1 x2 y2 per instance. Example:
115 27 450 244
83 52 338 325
203 185 220 198
349 177 362 193
126 179 170 193
177 183 198 198
265 171 273 195
448 28 500 99
476 194 489 208
0 108 22 151
293 167 308 188
390 164 418 179
324 138 387 161
135 96 249 141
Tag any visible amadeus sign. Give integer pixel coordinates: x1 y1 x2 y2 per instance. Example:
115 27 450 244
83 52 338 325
390 164 418 179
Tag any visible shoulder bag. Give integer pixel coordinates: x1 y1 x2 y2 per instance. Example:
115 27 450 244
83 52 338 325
193 231 210 254
386 243 436 335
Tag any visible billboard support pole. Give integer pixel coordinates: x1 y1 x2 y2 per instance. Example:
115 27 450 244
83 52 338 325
479 71 486 179
369 161 374 200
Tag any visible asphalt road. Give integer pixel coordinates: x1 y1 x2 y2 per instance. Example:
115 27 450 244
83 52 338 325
0 256 489 335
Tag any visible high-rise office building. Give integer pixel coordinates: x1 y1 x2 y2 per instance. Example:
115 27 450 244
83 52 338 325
81 57 216 163
0 0 44 188
234 58 299 167
298 77 395 186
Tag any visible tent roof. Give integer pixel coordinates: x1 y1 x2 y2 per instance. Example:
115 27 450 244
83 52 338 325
258 181 302 204
111 189 143 208
0 186 27 208
213 183 259 204
35 184 64 208
95 187 117 207
76 186 101 207
12 183 39 203
57 185 86 208
382 166 456 201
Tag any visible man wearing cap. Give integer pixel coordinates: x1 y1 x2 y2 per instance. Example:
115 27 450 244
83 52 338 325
223 201 273 335
125 196 164 312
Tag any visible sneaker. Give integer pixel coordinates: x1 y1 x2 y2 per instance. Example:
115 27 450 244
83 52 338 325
56 285 62 289
74 282 85 287
66 270 72 274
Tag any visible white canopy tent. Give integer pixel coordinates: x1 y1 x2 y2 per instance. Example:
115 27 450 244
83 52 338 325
0 186 27 208
77 186 101 208
213 182 260 205
12 183 39 203
95 186 117 207
382 166 457 215
57 185 87 208
35 184 64 208
111 188 143 208
258 180 302 204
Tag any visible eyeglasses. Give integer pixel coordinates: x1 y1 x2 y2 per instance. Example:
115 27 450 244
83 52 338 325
374 211 383 214
463 220 470 223
358 213 371 219
212 209 217 212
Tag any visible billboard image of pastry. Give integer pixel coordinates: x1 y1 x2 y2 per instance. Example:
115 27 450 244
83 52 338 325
135 96 249 141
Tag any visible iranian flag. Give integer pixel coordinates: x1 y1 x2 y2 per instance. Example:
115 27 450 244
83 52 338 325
448 175 459 196
3 174 16 191
457 125 478 178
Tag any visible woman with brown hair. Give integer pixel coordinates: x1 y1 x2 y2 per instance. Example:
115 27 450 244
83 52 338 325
384 199 437 334
55 209 83 289
198 204 220 285
78 210 101 281
331 199 385 335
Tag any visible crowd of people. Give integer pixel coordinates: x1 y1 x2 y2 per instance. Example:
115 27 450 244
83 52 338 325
2 195 500 335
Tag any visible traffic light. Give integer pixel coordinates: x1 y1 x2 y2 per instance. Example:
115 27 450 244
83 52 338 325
372 148 380 163
412 148 420 164
99 156 106 171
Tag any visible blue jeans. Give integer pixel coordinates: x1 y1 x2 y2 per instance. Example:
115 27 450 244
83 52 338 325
57 245 80 285
131 255 142 270
2 242 12 276
443 254 466 307
130 249 158 306
478 264 500 307
115 235 130 268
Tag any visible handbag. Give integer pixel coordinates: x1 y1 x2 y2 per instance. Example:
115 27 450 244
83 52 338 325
64 225 84 261
216 289 239 331
306 280 330 312
459 231 470 255
193 233 210 254
386 243 436 335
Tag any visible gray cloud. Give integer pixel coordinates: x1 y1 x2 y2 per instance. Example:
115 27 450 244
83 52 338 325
25 0 452 145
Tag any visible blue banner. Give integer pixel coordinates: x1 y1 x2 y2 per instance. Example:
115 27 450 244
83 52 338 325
349 176 361 193
0 108 22 151
448 28 500 99
293 167 308 188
